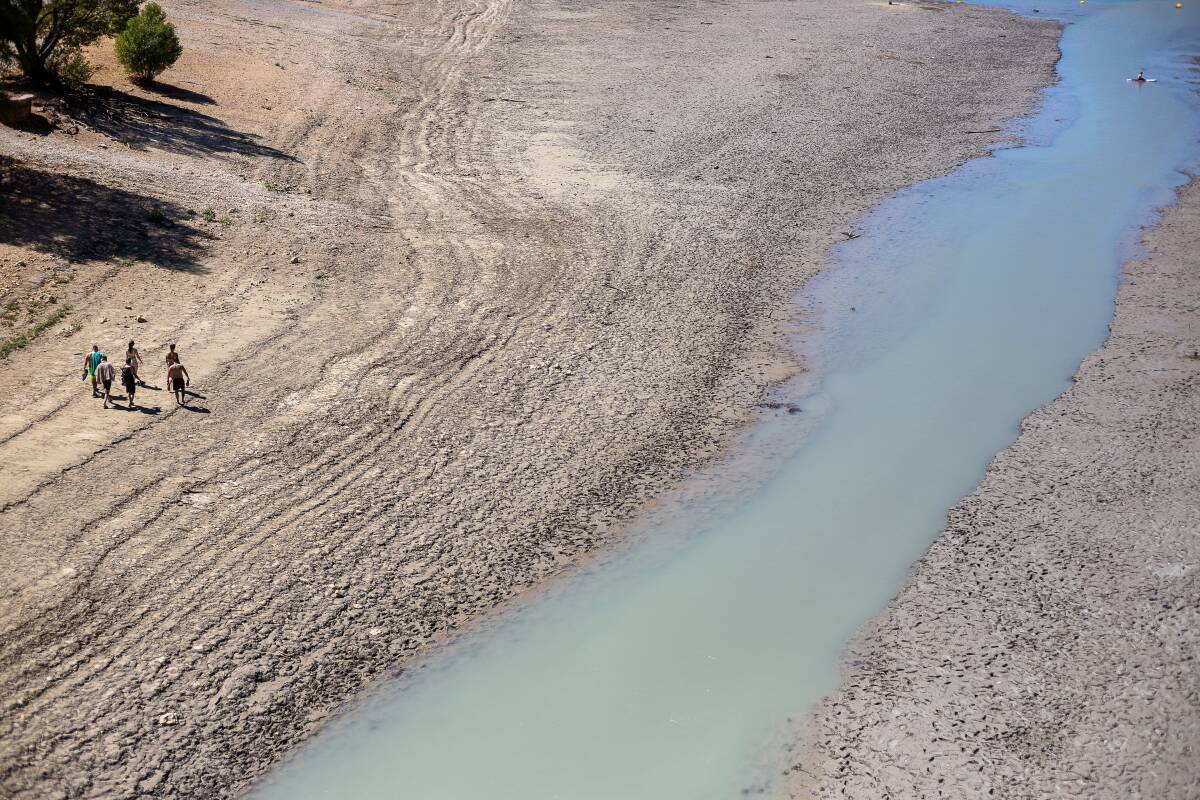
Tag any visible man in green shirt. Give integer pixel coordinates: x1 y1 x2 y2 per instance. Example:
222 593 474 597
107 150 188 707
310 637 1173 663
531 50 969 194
82 345 103 398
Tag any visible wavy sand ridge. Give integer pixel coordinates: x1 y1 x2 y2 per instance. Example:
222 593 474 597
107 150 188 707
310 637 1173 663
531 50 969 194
0 0 1057 796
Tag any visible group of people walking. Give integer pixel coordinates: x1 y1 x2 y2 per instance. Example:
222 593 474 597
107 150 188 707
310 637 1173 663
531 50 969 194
83 341 190 409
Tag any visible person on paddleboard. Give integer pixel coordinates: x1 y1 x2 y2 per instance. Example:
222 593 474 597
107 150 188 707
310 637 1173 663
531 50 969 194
1134 69 1146 82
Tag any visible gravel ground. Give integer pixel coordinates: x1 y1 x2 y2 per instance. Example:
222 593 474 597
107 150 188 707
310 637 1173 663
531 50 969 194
0 0 1058 797
793 177 1200 798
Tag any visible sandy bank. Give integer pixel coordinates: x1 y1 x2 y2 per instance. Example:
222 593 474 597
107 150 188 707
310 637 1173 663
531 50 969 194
1 0 1057 797
793 176 1200 797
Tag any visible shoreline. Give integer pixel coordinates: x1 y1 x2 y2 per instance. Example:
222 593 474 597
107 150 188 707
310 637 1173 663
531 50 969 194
791 168 1200 797
0 1 1061 797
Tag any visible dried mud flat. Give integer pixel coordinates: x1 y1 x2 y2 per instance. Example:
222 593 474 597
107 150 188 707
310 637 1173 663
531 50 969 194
2 0 1058 797
793 177 1200 798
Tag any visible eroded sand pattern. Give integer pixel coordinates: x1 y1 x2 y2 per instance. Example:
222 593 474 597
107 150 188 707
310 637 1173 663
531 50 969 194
0 1 1057 797
3 0 1196 797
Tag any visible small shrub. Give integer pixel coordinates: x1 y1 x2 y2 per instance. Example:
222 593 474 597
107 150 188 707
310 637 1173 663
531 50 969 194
49 51 95 88
115 3 182 83
200 206 216 222
147 207 169 225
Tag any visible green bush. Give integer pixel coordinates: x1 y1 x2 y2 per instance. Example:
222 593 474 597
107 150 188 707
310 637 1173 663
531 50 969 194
114 2 181 83
47 50 94 87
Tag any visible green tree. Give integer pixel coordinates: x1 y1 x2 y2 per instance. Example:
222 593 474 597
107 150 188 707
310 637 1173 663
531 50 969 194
114 1 179 83
0 0 137 85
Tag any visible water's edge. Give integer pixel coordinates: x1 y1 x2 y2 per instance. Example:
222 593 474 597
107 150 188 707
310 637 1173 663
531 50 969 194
787 163 1200 796
251 1 1200 797
787 0 1200 790
243 4 1066 790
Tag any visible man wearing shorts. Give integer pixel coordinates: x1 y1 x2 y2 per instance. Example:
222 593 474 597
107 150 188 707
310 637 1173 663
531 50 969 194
167 360 190 406
121 357 138 409
82 345 103 397
96 355 116 409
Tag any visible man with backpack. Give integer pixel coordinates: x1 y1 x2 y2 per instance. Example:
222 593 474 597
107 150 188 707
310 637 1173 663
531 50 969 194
121 357 138 409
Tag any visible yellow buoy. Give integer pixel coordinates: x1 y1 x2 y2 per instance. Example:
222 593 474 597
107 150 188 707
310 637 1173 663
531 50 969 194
1176 2 1183 8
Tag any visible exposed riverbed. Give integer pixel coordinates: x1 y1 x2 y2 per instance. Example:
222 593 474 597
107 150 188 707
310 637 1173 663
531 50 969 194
250 1 1200 799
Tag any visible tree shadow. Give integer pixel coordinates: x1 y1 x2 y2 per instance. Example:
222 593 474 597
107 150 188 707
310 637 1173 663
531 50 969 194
2 112 54 136
0 156 212 272
69 86 294 161
141 81 217 106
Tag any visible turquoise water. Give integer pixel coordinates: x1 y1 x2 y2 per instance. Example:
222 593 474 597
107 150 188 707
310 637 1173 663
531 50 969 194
253 2 1200 798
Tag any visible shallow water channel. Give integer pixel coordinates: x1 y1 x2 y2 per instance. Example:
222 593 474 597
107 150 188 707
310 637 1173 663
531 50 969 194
253 2 1200 797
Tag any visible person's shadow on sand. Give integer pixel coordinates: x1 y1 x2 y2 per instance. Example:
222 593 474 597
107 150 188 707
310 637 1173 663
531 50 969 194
111 393 161 414
176 389 210 413
125 405 162 415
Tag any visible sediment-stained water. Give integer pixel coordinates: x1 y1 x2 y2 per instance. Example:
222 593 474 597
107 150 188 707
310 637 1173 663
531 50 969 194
253 2 1200 797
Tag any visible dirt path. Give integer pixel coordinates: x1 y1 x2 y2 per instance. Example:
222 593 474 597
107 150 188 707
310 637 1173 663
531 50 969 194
1 0 1057 797
793 178 1200 798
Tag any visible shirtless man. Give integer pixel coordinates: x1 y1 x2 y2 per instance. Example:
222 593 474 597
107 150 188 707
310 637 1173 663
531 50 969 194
167 360 190 406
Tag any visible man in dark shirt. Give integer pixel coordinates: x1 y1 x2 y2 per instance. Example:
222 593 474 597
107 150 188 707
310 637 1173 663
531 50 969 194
121 358 138 409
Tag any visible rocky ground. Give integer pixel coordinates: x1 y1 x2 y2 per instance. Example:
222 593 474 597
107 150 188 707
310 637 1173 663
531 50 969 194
0 0 1058 797
793 177 1200 798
